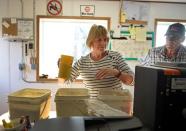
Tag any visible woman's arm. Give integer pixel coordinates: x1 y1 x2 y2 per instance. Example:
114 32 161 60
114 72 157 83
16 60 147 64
95 68 134 86
115 69 134 85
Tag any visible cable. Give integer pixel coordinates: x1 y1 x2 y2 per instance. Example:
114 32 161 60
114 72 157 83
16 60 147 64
20 0 23 18
20 41 46 83
8 42 11 92
33 0 35 42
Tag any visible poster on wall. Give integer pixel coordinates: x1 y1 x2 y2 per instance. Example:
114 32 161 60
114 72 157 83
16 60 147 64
46 0 63 16
80 5 95 16
17 19 33 39
111 39 152 59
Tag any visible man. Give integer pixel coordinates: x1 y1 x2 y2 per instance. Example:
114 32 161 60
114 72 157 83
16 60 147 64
142 23 186 66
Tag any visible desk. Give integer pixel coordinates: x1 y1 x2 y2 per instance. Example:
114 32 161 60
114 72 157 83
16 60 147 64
31 117 85 131
85 117 145 131
0 112 150 131
31 117 146 131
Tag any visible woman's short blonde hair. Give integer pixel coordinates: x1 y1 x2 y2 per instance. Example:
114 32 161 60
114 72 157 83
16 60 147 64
86 24 108 48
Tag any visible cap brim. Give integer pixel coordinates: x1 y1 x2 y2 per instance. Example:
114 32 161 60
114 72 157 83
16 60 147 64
165 31 184 36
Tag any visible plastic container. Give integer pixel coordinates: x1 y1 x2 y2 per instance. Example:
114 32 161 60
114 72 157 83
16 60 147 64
8 88 51 122
55 88 89 117
97 89 133 115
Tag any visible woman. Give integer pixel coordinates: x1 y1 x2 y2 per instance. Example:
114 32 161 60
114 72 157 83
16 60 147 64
59 24 134 97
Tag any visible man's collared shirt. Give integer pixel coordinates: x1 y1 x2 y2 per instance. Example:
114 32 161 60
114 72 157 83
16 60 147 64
141 45 186 66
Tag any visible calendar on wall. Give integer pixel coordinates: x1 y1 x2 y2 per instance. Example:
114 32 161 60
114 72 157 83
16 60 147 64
110 32 154 60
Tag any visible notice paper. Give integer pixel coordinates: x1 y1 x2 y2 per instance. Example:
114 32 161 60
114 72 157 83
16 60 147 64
135 26 147 42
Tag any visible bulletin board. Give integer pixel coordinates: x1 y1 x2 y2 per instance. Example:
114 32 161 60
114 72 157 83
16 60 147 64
2 18 34 39
121 1 150 22
110 32 154 60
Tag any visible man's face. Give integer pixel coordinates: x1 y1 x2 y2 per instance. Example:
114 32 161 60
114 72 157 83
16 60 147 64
165 34 184 51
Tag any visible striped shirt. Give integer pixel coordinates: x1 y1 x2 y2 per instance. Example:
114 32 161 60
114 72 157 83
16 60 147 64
67 50 134 97
141 45 186 66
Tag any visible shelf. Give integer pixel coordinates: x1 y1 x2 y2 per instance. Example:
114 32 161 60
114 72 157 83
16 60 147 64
121 20 147 25
1 36 33 42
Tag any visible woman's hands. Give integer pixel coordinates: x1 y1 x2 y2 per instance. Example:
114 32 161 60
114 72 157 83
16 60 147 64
95 68 119 79
96 68 134 85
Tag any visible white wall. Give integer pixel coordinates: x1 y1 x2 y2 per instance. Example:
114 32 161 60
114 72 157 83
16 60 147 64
0 0 186 115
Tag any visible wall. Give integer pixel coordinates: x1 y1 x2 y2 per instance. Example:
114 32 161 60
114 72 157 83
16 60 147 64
0 0 186 115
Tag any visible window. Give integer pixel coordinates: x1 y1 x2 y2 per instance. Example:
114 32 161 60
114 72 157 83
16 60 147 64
155 19 186 47
36 15 110 81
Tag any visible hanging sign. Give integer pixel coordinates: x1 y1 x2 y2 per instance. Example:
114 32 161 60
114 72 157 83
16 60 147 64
47 0 62 16
80 5 95 16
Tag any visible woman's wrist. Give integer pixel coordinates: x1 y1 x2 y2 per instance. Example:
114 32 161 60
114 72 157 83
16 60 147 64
115 70 122 78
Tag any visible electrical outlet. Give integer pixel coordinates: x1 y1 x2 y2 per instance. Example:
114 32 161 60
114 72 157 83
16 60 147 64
31 64 36 70
19 63 25 71
29 43 34 49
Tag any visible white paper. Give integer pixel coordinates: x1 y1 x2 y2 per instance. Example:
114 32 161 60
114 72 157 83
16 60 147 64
2 21 10 28
11 18 17 24
17 20 33 39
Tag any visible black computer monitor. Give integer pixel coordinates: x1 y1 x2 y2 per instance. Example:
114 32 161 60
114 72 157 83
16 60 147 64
134 65 186 131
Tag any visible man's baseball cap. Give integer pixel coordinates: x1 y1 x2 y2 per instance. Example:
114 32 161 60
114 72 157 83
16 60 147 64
165 23 185 37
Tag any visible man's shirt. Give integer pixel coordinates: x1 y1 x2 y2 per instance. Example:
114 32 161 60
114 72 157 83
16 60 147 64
141 45 186 66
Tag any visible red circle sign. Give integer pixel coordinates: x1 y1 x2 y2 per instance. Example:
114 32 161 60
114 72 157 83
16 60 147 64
47 0 62 15
85 6 90 12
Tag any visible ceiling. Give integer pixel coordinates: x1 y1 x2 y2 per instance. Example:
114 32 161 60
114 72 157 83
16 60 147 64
99 0 186 4
128 0 186 2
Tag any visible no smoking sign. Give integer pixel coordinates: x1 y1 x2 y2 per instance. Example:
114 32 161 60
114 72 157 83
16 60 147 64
80 5 95 16
47 0 62 16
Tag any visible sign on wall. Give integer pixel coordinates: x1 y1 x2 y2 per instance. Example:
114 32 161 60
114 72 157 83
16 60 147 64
47 0 63 16
80 5 95 16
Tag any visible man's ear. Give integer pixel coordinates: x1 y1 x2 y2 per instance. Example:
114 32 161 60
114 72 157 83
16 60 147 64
181 36 185 43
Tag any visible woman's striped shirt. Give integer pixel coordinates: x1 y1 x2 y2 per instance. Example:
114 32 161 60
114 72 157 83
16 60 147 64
67 50 133 97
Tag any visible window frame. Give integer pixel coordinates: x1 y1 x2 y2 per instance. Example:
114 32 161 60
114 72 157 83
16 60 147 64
36 15 111 82
155 18 186 47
